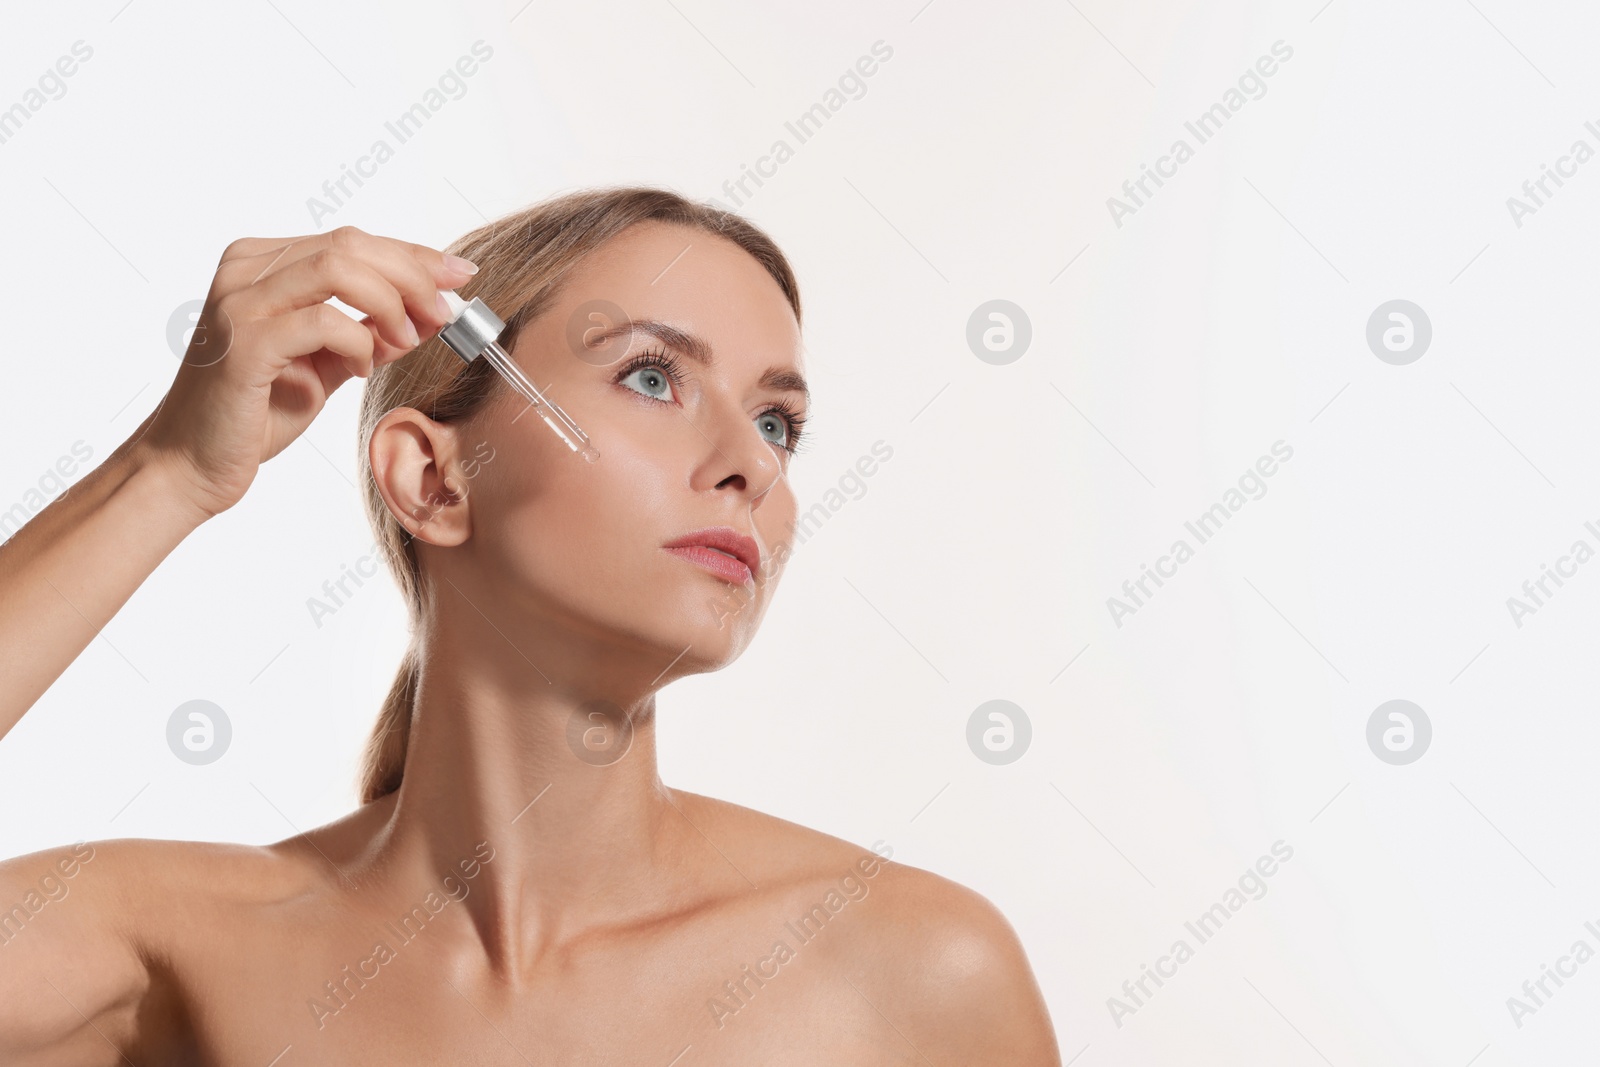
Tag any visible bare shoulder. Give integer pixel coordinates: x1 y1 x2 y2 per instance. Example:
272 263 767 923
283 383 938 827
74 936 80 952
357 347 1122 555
668 788 1062 1064
833 854 1060 1064
11 795 391 948
76 822 335 904
0 833 303 935
666 786 895 885
0 832 319 1063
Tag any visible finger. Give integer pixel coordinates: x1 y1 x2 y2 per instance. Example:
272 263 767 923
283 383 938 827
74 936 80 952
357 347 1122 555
306 348 357 400
240 251 417 352
223 228 477 280
359 314 423 368
220 227 476 331
253 301 380 381
217 236 303 268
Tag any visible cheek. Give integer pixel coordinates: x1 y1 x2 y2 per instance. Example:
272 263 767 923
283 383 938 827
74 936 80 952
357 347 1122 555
476 431 687 618
504 449 669 563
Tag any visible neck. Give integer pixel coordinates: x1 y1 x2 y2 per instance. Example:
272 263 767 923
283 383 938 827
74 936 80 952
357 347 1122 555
368 611 700 977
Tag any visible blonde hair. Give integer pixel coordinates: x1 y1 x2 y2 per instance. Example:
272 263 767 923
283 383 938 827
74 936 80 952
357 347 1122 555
354 186 803 804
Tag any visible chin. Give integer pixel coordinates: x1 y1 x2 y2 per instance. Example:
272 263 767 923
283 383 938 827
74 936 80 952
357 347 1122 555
558 579 760 679
673 601 766 670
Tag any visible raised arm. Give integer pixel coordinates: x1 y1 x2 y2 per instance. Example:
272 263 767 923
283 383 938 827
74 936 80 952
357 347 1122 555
0 423 206 742
0 226 476 1062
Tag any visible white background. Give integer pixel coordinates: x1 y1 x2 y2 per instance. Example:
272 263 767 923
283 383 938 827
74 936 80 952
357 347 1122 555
2 0 1595 1062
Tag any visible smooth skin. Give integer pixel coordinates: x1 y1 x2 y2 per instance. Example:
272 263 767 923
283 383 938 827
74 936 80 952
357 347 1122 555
0 223 1061 1064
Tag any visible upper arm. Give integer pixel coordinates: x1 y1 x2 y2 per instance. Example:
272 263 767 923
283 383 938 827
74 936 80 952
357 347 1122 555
0 839 156 1066
854 864 1063 1066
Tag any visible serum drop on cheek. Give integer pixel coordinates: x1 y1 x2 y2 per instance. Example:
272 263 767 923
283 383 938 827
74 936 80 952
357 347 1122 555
436 289 600 463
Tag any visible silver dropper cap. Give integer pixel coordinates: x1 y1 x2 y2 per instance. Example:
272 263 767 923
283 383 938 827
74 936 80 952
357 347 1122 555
437 291 506 363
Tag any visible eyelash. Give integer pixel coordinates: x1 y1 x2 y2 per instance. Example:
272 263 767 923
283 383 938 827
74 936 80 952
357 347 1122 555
613 347 810 456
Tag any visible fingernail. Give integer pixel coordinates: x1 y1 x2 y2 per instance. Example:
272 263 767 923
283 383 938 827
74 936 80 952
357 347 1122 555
444 254 479 275
404 316 420 346
436 292 454 322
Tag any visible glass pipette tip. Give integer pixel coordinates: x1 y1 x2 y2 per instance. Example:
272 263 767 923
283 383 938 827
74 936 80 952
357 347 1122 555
480 340 598 462
435 289 599 463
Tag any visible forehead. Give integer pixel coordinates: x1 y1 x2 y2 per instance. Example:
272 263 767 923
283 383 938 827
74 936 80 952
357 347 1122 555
551 221 803 369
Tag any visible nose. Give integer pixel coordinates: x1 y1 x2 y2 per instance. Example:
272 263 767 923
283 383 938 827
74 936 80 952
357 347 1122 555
692 396 784 503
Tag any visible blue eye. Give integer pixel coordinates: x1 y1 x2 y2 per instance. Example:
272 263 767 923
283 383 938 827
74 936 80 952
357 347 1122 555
619 363 675 401
755 411 789 449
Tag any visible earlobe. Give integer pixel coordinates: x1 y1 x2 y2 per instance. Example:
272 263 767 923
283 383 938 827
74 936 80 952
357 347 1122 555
368 408 474 547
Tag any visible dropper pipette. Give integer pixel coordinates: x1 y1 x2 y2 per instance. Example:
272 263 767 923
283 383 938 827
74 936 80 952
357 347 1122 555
435 289 599 463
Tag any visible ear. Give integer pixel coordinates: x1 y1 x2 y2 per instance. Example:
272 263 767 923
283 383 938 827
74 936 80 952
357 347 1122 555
368 408 474 548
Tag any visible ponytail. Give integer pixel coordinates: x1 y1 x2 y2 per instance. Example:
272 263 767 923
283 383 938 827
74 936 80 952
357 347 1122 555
358 642 420 802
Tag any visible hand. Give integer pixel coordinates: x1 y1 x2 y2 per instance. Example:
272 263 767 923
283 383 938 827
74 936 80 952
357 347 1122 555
138 226 476 519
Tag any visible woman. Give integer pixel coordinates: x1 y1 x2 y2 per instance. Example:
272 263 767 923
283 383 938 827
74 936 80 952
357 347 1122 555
0 187 1060 1063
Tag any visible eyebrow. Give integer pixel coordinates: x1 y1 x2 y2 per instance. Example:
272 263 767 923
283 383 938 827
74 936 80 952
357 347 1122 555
587 318 809 403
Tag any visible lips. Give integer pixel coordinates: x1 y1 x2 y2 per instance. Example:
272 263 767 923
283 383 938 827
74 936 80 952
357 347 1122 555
663 526 761 587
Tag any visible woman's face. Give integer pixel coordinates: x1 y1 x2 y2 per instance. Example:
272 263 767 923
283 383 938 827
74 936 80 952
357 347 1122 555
453 221 806 676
